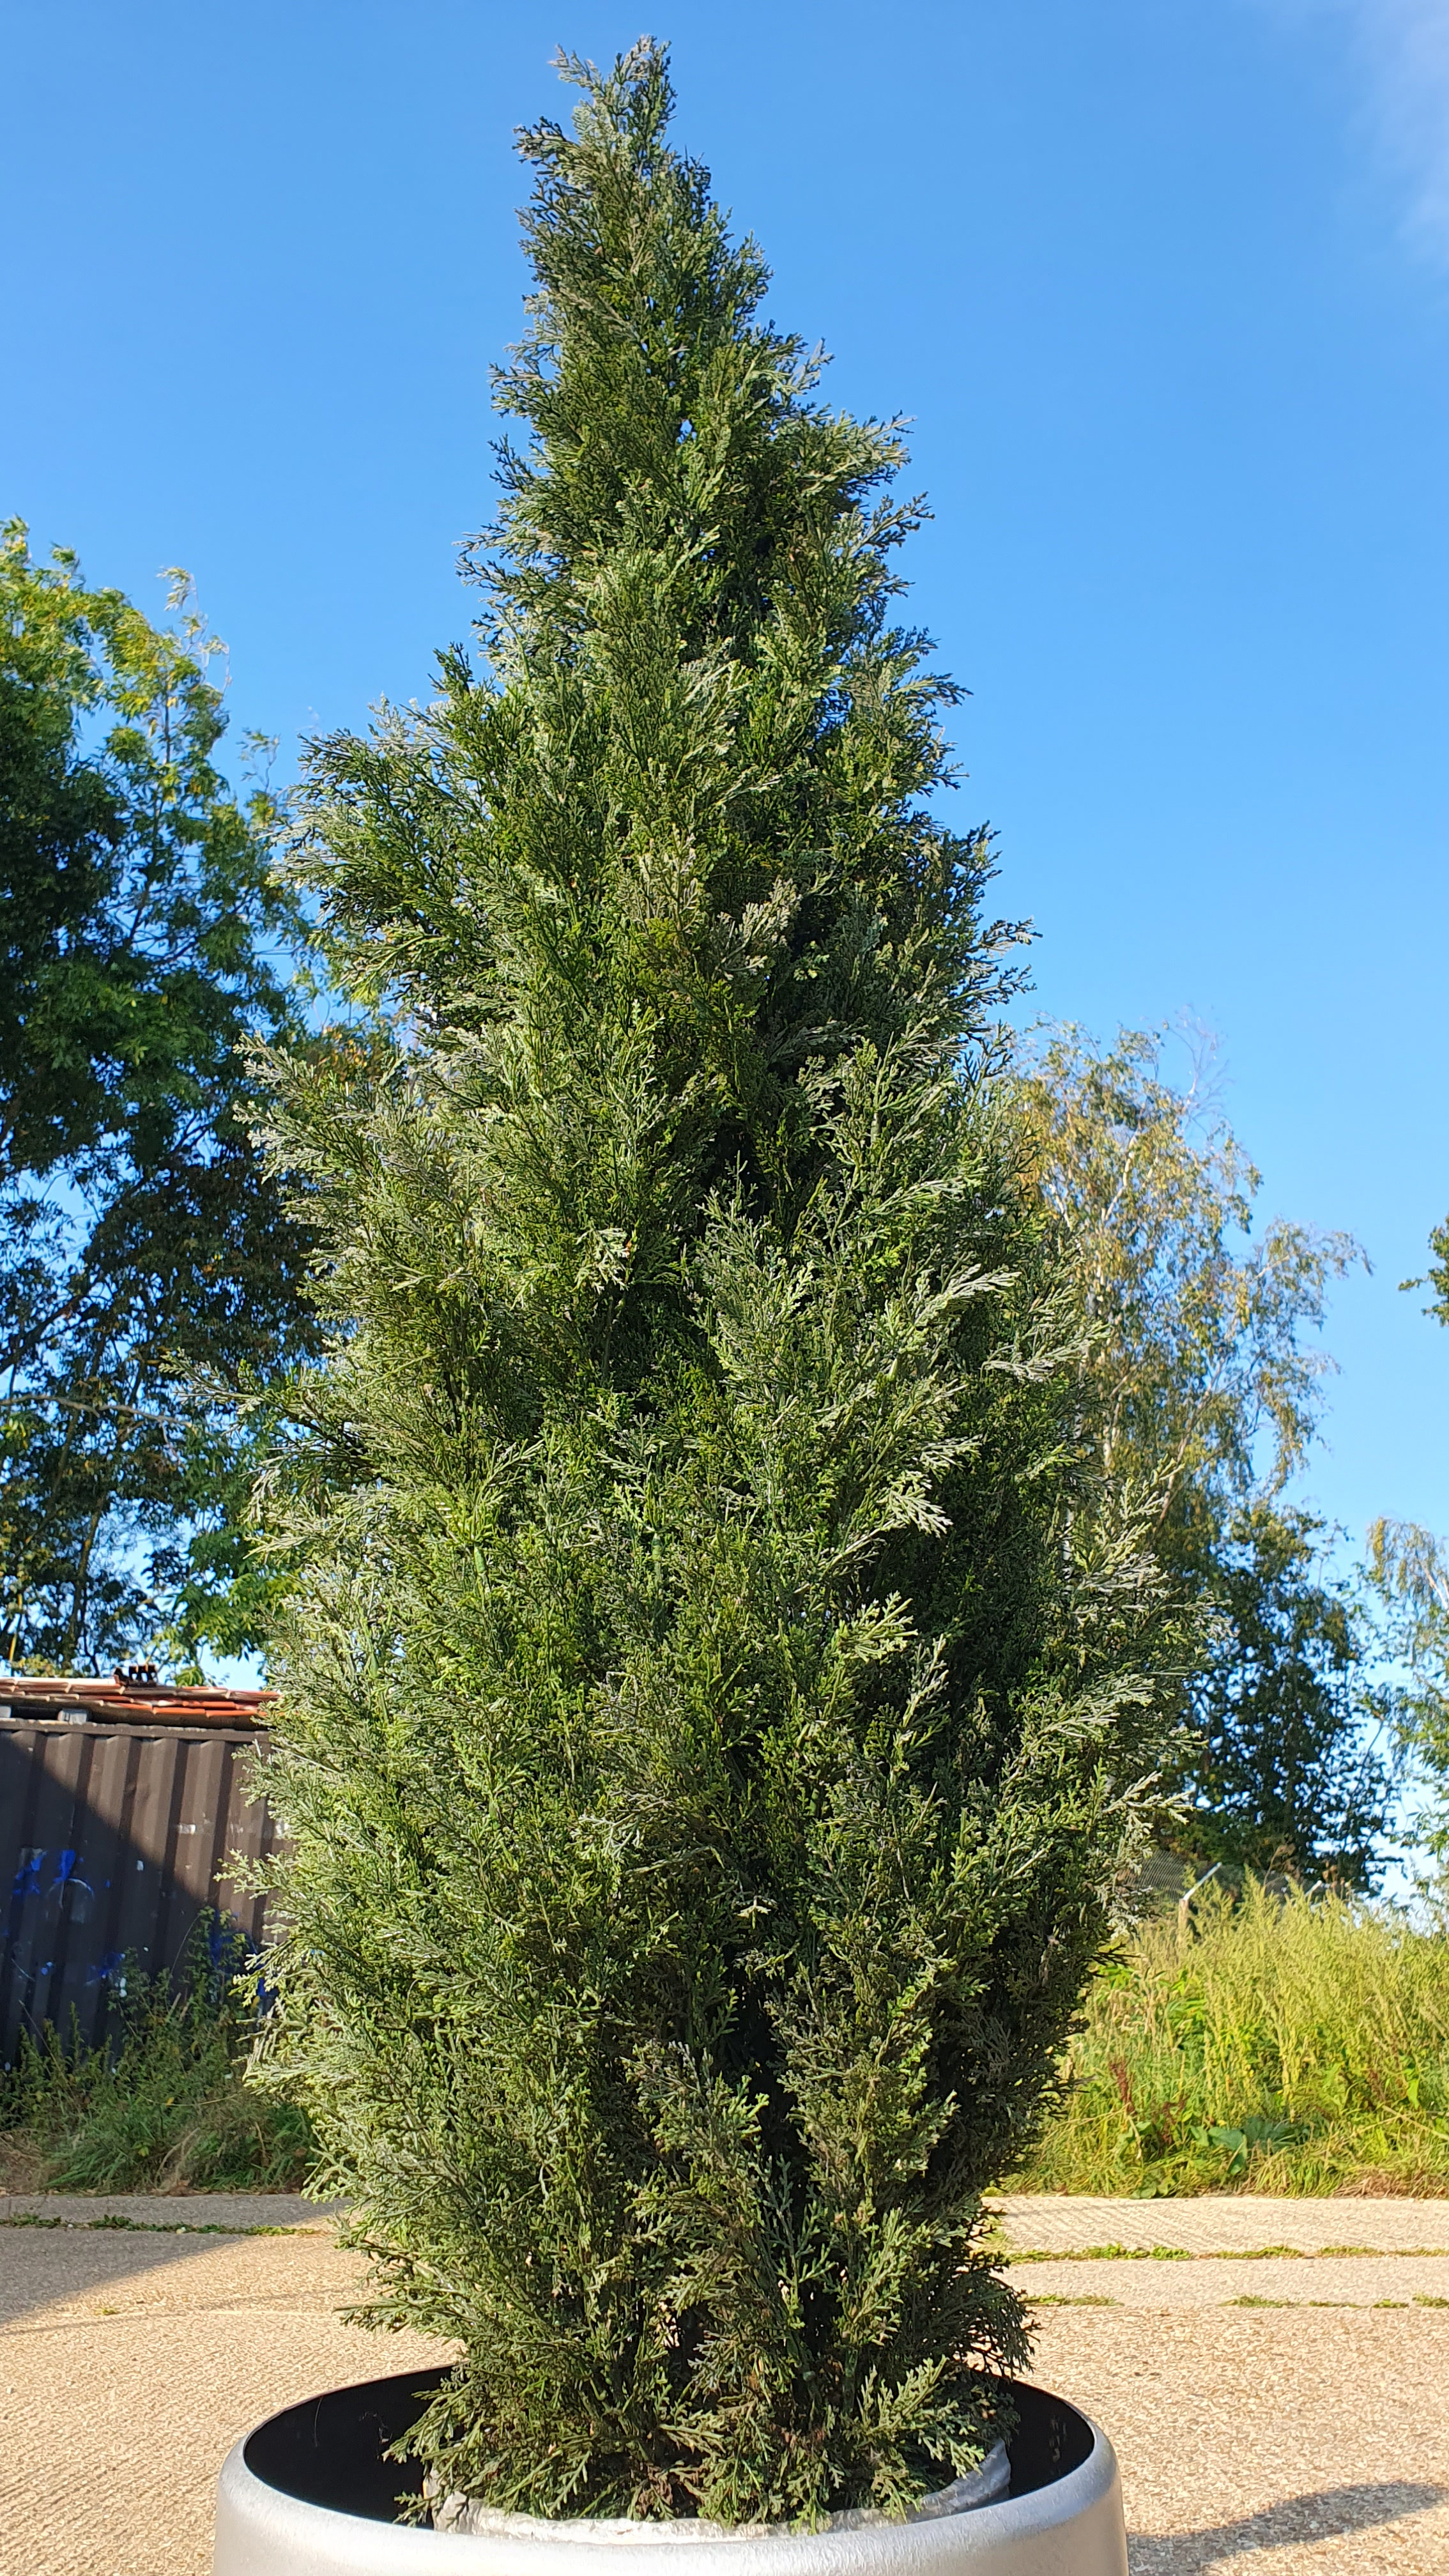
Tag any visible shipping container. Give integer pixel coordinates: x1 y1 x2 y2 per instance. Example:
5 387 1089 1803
0 1676 279 2063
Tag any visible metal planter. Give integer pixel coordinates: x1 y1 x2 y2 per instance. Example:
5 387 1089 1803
215 2371 1127 2576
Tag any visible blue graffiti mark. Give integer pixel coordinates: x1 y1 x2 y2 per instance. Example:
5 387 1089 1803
52 1848 79 1887
12 1850 44 1899
85 1950 126 1986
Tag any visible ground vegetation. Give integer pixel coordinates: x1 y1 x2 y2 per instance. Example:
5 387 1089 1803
1011 1876 1449 2197
0 1924 310 2193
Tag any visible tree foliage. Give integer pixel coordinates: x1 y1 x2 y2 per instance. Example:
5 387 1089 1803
1181 1503 1392 1885
1368 1517 1449 1858
1011 1025 1357 1565
253 47 1171 2526
1419 1212 1449 1329
1013 1025 1390 1884
0 521 316 1671
1366 1229 1449 1857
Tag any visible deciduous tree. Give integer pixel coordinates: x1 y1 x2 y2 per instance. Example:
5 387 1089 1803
1182 1501 1392 1885
0 522 317 1670
1013 1025 1390 1883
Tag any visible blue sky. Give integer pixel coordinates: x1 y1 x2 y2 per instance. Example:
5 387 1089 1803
4 0 1448 1567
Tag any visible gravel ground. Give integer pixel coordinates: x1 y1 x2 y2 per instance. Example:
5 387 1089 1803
4 2198 1449 2576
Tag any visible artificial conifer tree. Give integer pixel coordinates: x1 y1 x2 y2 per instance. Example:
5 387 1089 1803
257 43 1166 2526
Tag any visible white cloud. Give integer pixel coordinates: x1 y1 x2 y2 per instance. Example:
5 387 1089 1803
1258 0 1449 261
1346 0 1449 257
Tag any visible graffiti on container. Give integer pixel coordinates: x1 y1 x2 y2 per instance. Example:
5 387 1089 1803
10 1847 96 1920
1 1718 279 2058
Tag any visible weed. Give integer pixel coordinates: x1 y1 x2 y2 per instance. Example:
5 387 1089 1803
0 1920 310 2193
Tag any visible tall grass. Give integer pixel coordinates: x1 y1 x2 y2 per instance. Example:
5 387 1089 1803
1012 1881 1449 2196
0 1925 311 2193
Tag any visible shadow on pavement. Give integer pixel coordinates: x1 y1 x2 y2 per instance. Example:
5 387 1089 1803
0 2222 259 2328
1129 2480 1446 2568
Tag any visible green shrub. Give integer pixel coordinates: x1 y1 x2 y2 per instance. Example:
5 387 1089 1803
254 44 1170 2526
1 1924 310 2193
1012 1880 1449 2196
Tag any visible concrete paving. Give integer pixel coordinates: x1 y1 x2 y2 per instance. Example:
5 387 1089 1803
990 2190 1449 2255
4 2195 1449 2575
1013 2250 1449 2306
0 2191 339 2234
1033 2301 1449 2575
0 2223 444 2576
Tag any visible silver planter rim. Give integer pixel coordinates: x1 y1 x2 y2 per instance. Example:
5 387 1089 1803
214 2370 1128 2576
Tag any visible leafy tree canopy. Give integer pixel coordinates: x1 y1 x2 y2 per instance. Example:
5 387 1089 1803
1013 1025 1393 1886
1012 1024 1358 1567
0 521 317 1672
1181 1502 1393 1886
1416 1212 1449 1330
1376 1225 1449 1857
1368 1517 1449 1860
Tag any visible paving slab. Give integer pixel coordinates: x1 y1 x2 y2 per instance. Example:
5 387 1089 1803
1011 2251 1449 2307
1034 2301 1449 2574
1 2221 364 2331
0 2227 447 2576
991 2191 1449 2255
5 2202 1449 2575
0 2189 341 2234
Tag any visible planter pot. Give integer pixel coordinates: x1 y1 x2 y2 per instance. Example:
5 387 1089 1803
214 2369 1127 2576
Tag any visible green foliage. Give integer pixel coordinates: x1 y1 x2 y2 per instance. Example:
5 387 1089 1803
1179 1503 1394 1887
1365 1517 1449 1856
254 45 1172 2527
1 1925 310 2193
1379 1224 1449 1850
1013 1026 1393 1883
1 524 290 1181
1013 1879 1449 2196
1012 1024 1358 1575
1418 1212 1449 1329
0 521 319 1670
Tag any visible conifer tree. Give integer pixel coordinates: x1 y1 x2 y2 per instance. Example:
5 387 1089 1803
257 45 1167 2525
